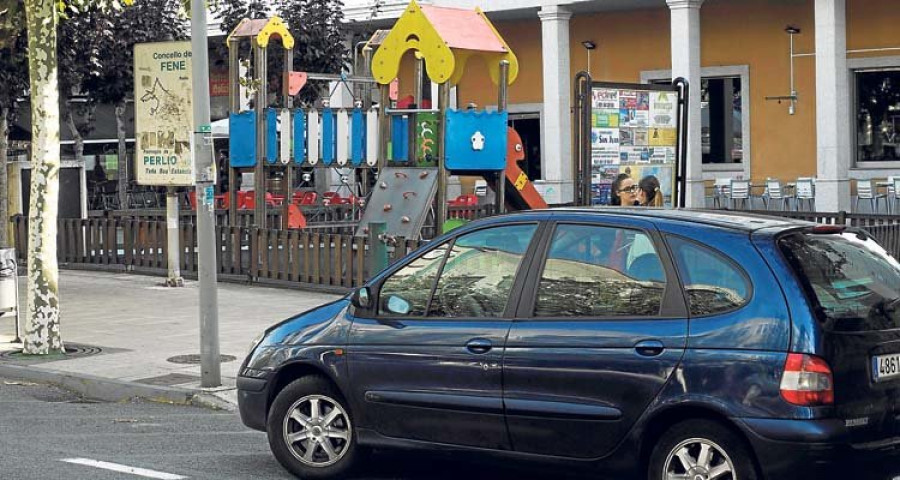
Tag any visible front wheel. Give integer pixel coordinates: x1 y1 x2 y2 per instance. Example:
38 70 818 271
267 376 358 479
648 419 758 480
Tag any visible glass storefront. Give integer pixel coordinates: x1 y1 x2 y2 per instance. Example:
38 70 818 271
856 70 900 163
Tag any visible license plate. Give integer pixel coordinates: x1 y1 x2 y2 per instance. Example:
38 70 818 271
873 354 900 382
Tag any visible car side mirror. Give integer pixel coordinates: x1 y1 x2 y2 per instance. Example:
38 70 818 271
385 295 411 315
351 287 372 309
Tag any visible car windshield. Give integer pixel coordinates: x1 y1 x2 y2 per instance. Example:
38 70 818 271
779 230 900 332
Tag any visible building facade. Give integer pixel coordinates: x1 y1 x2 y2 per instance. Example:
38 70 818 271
345 0 900 210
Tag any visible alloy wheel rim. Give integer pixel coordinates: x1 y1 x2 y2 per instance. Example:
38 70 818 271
282 394 352 467
662 437 736 480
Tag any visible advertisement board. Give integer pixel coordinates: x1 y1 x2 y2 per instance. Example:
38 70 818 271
588 83 681 207
134 41 195 186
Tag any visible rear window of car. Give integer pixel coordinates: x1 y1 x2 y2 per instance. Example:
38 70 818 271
779 229 900 332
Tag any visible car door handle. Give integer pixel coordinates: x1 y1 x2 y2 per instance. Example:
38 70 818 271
634 340 665 357
466 338 493 354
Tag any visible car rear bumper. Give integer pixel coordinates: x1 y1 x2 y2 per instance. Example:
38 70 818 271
738 417 900 480
236 376 269 432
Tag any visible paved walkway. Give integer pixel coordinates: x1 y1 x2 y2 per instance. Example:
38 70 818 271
0 270 340 409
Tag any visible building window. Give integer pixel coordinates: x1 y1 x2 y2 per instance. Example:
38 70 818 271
856 70 900 163
650 75 744 165
702 77 743 164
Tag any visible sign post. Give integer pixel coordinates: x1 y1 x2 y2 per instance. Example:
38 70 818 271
134 41 195 287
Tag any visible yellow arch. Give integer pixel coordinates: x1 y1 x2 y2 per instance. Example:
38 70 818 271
371 1 455 85
257 17 295 49
227 17 295 50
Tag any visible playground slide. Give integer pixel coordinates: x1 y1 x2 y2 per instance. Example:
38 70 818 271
503 127 548 211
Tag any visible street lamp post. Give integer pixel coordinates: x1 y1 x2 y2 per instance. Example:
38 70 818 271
190 0 221 388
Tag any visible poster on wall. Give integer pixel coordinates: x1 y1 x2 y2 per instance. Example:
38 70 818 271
134 41 195 186
588 82 682 207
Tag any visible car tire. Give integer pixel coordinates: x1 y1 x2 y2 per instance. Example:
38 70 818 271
648 419 758 480
267 375 359 480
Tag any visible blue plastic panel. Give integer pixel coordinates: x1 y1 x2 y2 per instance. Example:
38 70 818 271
266 108 278 164
229 111 257 168
444 109 508 172
391 115 409 162
351 108 365 166
322 108 335 166
293 108 306 164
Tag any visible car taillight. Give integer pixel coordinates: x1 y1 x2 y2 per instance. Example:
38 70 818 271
780 353 834 406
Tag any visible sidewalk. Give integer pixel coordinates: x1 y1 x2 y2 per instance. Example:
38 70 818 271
0 270 340 410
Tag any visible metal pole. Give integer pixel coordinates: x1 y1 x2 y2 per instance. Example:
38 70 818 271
378 86 390 169
587 49 591 76
436 82 451 234
228 38 240 227
165 187 183 287
13 256 20 343
282 47 294 230
412 57 424 164
368 222 388 275
254 40 268 228
191 0 221 388
573 72 593 207
789 32 797 115
497 61 509 214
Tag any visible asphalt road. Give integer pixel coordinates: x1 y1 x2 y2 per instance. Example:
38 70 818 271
0 378 587 480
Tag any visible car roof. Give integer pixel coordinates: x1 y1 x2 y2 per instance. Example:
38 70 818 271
493 207 812 233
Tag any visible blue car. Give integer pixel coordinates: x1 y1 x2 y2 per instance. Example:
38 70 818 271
238 209 900 480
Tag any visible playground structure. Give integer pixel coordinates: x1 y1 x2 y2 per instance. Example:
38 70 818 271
225 0 546 238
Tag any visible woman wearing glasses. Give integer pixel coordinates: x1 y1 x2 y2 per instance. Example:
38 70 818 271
611 173 640 206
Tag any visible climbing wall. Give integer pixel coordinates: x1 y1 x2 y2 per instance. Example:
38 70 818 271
355 167 439 238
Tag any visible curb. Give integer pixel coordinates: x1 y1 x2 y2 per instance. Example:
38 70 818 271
0 363 237 412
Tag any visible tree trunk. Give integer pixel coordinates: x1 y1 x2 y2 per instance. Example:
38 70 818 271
116 100 127 209
0 107 9 248
23 0 63 355
64 105 84 164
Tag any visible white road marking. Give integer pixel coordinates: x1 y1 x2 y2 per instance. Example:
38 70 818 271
60 458 187 480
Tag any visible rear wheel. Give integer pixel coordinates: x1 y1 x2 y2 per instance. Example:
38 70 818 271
648 419 758 480
267 376 358 479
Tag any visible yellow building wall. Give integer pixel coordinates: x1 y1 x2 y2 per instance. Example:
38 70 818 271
395 0 898 184
456 19 544 107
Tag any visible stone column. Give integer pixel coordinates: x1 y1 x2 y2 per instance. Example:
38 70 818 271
815 0 851 212
667 0 705 208
538 5 573 205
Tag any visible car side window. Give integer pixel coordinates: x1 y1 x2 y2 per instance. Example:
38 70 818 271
534 224 666 317
379 242 450 316
428 224 537 318
667 236 751 316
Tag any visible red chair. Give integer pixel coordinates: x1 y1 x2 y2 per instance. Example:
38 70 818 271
294 191 318 206
460 194 478 206
322 191 341 206
215 194 230 209
267 193 283 207
238 191 254 210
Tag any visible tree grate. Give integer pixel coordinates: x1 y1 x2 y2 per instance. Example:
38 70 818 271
0 343 103 360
